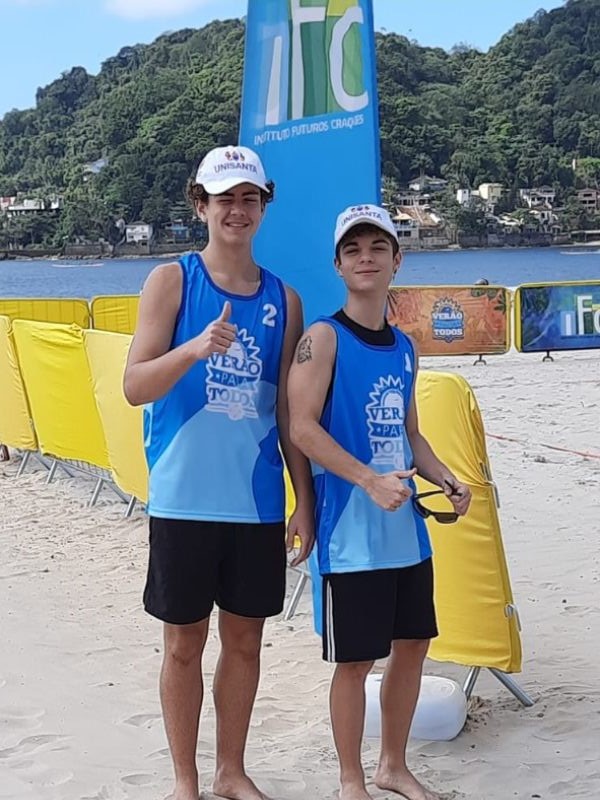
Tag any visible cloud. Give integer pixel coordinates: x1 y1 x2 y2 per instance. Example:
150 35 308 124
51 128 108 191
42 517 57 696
104 0 217 19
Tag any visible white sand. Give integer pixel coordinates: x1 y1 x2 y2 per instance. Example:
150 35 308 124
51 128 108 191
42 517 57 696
0 350 599 800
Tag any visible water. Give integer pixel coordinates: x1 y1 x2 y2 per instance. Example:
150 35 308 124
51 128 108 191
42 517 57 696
0 246 599 298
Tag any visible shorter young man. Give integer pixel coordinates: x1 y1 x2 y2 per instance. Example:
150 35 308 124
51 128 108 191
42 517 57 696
288 205 471 800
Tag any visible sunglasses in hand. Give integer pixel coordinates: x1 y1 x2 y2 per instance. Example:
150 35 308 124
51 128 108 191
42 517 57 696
412 486 462 525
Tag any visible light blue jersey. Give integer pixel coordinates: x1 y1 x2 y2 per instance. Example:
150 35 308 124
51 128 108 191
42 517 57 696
145 252 287 523
314 318 431 574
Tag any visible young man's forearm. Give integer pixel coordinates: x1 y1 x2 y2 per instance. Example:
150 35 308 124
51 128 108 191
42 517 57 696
410 432 455 487
124 342 198 406
277 406 314 506
291 417 374 490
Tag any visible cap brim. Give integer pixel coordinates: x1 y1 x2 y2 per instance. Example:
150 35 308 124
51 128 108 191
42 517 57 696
201 176 269 195
335 215 399 247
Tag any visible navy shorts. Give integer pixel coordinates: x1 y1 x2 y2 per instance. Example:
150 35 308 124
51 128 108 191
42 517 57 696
144 517 287 625
322 558 438 663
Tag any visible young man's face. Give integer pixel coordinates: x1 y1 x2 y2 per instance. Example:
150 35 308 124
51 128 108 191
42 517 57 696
335 228 401 293
197 183 265 245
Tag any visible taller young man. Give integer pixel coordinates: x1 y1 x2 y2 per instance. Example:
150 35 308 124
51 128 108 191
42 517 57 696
124 146 314 800
288 205 471 800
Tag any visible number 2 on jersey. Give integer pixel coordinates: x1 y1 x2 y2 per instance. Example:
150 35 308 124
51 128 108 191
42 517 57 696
262 304 277 327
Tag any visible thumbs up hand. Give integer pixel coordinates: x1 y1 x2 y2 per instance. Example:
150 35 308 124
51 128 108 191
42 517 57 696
192 301 237 360
217 301 232 323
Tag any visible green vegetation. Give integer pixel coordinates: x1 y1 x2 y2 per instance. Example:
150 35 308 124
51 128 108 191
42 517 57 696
0 0 599 249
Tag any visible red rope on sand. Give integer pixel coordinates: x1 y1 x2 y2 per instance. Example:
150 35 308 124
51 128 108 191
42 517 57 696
487 433 600 460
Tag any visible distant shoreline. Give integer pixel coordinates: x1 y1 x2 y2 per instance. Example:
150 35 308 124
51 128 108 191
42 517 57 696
2 240 600 263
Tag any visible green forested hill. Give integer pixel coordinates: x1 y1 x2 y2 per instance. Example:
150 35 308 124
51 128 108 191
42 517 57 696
0 0 599 244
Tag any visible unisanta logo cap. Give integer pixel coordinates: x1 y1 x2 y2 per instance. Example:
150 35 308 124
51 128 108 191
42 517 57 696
334 204 399 249
196 146 269 195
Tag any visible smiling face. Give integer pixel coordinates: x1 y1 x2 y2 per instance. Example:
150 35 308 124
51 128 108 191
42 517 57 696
196 183 265 245
335 224 402 294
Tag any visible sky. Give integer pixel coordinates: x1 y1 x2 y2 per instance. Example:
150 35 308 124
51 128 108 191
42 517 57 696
1 0 566 118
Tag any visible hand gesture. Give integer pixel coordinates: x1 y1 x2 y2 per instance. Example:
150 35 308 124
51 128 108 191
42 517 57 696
191 301 237 361
286 503 315 567
443 477 472 516
365 468 417 512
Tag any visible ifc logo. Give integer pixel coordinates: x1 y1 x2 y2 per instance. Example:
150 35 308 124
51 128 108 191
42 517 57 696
266 0 369 125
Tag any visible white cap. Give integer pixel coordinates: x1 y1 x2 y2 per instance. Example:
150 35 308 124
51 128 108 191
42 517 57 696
195 146 269 195
334 204 399 249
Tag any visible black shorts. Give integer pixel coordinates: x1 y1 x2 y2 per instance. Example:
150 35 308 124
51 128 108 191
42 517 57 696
322 558 438 663
143 517 286 625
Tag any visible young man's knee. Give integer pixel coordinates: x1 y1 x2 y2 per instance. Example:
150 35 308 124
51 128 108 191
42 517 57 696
164 621 209 666
335 660 375 681
220 617 265 660
391 638 431 660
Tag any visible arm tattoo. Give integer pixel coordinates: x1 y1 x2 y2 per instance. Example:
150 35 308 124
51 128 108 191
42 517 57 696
296 335 313 364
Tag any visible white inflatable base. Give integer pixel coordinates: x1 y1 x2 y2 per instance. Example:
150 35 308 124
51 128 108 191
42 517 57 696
365 674 467 741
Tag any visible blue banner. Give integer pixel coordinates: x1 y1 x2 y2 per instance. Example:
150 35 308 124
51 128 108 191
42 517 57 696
240 0 381 323
516 282 600 352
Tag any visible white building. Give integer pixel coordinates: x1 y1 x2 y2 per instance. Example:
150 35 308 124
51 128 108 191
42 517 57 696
409 175 448 193
396 190 432 207
456 188 481 207
577 189 599 212
519 187 556 208
125 222 154 244
0 196 16 213
392 211 419 246
6 199 45 217
478 183 504 206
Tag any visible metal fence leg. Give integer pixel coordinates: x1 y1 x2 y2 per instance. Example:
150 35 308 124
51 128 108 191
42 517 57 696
283 570 310 621
46 460 59 484
489 668 534 707
16 450 32 477
463 666 480 699
35 453 52 471
124 496 137 517
89 477 104 507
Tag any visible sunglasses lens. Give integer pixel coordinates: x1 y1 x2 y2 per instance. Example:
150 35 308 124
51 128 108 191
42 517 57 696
433 512 459 524
412 501 429 519
412 497 459 525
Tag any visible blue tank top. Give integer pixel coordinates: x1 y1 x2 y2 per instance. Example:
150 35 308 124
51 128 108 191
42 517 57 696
145 252 287 523
313 317 431 574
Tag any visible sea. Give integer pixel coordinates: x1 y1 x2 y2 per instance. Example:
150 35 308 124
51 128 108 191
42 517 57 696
1 246 599 298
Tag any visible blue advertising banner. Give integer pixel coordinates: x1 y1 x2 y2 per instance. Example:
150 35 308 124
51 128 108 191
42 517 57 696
240 0 381 322
515 281 600 353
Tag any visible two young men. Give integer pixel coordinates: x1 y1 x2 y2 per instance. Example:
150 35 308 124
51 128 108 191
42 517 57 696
124 146 314 800
287 204 471 800
126 142 471 800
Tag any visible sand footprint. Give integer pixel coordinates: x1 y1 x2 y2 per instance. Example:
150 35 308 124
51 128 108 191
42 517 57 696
147 746 170 760
25 763 74 788
121 773 155 786
121 712 162 728
81 785 130 800
0 705 45 731
0 733 69 760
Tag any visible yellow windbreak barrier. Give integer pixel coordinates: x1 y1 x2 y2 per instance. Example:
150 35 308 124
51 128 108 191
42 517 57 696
91 295 140 335
0 298 90 327
12 321 109 469
417 370 522 673
0 316 37 450
84 330 148 502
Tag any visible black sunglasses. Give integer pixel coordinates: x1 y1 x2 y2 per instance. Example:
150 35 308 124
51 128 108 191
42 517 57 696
412 489 460 525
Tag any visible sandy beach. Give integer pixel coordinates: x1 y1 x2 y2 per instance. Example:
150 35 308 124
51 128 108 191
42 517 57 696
1 349 599 800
